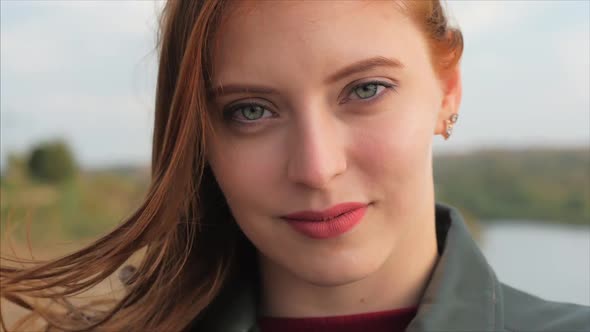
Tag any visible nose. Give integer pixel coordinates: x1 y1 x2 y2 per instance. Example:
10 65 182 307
286 109 347 190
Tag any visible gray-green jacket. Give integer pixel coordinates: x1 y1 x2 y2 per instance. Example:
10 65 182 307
191 203 590 331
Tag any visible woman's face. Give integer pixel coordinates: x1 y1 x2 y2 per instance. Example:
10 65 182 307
206 1 457 286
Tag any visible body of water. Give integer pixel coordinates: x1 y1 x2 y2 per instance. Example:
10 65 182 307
480 221 590 306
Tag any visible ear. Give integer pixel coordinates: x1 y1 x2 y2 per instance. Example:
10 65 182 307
434 65 462 137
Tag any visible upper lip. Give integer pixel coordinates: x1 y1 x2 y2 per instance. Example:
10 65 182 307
280 202 368 221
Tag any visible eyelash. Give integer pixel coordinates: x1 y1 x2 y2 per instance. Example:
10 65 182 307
340 80 397 104
222 80 397 126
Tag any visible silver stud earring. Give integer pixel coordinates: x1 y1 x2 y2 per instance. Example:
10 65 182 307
443 113 459 140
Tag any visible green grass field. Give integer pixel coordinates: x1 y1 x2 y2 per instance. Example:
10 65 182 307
1 168 149 247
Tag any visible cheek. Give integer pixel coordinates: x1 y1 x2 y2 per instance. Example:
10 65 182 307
207 135 282 216
207 137 288 252
351 97 436 183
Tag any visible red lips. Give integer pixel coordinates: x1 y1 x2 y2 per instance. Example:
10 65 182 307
281 202 368 221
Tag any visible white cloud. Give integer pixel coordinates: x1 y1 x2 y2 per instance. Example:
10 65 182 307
555 23 590 102
445 0 553 37
434 0 590 152
2 1 165 35
0 1 163 168
1 1 164 75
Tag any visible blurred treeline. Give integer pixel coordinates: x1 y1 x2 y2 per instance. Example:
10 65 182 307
0 140 588 247
434 148 590 225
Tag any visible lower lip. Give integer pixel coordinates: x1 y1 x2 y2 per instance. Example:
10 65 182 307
284 206 368 239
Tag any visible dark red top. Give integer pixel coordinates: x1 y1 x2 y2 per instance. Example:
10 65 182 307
258 306 418 332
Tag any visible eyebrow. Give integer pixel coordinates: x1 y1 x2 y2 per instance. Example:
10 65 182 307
325 56 404 84
209 84 278 99
209 56 404 98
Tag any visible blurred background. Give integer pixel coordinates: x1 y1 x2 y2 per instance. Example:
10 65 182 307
1 0 588 310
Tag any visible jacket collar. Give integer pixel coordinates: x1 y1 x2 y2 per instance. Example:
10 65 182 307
195 203 504 332
406 202 504 331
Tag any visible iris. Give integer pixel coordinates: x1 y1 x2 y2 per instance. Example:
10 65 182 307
354 83 379 99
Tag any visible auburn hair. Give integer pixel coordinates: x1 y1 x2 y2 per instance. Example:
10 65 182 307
0 1 463 331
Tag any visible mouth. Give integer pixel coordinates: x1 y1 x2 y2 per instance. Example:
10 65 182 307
280 202 370 239
280 202 369 222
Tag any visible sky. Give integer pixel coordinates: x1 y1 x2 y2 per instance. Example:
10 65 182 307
1 0 589 170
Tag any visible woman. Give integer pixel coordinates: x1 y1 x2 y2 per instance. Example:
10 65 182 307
2 1 588 331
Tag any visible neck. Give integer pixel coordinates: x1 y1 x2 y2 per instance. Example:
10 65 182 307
258 195 439 318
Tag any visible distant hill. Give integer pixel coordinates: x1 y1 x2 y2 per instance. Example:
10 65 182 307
433 147 590 225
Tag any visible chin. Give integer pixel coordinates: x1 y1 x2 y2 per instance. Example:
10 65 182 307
293 253 386 287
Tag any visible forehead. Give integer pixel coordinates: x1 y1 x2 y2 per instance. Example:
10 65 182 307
212 1 427 87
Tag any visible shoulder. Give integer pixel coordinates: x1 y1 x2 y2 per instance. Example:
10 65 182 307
500 283 590 332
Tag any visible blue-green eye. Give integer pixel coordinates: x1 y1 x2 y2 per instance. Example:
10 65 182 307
348 81 395 101
240 105 265 120
224 103 274 123
354 83 379 98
